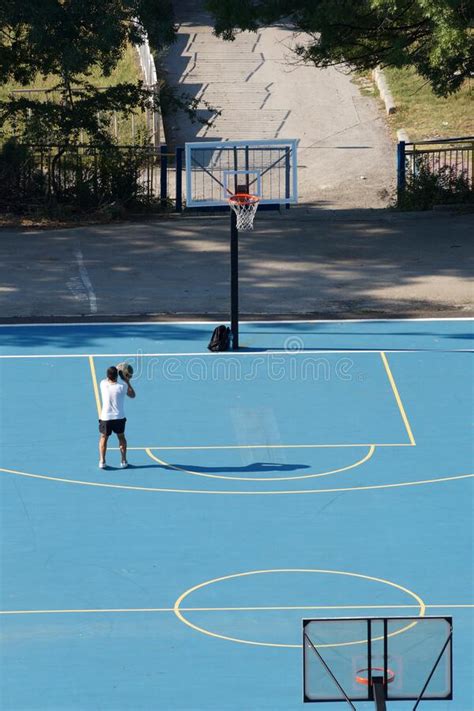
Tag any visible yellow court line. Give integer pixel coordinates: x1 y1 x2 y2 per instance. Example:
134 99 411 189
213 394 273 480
173 568 426 649
0 466 472 495
1 604 472 616
145 445 375 481
380 352 416 446
88 355 101 418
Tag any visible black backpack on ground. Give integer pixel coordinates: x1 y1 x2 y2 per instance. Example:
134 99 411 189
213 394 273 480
208 325 231 352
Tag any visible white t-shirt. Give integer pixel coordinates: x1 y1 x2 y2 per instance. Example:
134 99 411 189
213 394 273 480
100 379 127 420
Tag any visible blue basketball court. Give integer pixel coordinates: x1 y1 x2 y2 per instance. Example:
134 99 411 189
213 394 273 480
0 318 472 710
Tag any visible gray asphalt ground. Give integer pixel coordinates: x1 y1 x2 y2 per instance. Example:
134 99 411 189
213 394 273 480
3 4 470 324
163 0 394 208
0 210 472 322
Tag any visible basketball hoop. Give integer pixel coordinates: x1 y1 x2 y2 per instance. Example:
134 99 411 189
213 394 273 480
228 193 260 231
355 668 396 686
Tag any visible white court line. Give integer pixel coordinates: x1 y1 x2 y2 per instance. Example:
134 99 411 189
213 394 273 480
0 604 472 615
0 317 472 327
0 349 472 359
73 246 97 314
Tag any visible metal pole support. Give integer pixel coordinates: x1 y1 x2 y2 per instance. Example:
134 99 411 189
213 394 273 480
175 147 183 212
397 140 406 204
230 210 239 350
372 678 387 711
160 145 168 207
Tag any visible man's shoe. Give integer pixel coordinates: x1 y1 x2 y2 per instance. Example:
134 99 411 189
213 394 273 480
120 461 129 469
99 461 107 469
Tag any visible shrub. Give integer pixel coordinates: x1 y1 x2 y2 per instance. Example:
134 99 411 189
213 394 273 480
0 141 163 216
398 156 474 210
0 139 47 212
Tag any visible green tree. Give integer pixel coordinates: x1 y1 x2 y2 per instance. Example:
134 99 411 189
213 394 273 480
0 0 176 143
206 0 474 96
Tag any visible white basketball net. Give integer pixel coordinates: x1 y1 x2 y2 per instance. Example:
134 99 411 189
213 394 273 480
229 194 260 231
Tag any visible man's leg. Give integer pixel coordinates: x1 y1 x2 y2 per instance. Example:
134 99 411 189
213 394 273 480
99 434 109 465
118 433 127 465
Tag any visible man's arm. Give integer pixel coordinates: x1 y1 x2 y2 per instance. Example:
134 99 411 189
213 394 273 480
122 373 136 398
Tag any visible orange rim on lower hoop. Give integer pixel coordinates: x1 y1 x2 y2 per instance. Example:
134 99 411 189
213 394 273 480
228 193 260 206
355 668 396 686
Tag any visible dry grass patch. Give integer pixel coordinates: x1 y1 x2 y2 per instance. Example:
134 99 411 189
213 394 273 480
383 67 473 141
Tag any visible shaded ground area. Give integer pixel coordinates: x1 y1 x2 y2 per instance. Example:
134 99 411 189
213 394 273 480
0 210 472 321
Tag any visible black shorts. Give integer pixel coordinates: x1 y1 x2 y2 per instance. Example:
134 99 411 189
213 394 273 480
98 418 126 436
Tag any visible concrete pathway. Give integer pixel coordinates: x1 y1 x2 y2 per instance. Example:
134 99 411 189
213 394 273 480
162 0 394 208
0 211 472 321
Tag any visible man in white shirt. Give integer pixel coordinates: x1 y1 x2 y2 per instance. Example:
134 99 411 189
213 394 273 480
98 366 136 469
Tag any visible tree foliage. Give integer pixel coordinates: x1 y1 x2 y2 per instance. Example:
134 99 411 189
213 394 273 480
0 0 176 143
206 0 474 96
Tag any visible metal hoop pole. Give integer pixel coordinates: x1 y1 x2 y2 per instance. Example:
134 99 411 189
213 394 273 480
373 678 387 711
230 209 239 350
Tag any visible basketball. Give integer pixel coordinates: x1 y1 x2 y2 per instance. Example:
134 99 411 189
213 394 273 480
117 362 133 379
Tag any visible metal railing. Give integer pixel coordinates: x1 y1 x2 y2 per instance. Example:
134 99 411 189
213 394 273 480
134 30 162 147
0 143 178 212
397 136 474 198
136 35 158 87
